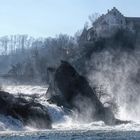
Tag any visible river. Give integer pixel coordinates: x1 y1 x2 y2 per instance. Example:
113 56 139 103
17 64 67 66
0 82 140 139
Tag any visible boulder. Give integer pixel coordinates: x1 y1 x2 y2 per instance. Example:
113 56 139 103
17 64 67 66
0 91 52 129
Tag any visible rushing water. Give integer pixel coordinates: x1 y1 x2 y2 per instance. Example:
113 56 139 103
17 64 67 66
0 82 140 139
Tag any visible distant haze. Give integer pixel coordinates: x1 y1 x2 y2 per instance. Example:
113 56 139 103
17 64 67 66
0 0 139 37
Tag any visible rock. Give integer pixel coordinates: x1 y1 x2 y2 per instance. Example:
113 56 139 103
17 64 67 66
0 91 52 129
46 61 127 125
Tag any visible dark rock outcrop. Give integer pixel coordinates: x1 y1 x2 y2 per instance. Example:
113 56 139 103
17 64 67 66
0 91 52 129
46 61 128 125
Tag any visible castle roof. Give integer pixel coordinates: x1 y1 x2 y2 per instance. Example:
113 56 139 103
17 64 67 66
126 17 140 30
108 7 123 16
126 17 140 23
92 7 124 27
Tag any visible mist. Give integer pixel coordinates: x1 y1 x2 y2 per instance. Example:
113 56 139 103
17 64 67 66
84 47 140 121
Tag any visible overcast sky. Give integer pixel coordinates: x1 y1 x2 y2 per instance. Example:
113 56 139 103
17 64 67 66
0 0 139 37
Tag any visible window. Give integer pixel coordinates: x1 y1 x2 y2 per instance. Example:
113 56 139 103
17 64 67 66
113 11 116 16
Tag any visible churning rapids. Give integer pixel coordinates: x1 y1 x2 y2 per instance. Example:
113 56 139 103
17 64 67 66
0 80 140 140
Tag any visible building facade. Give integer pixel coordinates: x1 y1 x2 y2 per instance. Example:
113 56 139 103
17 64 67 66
86 7 140 40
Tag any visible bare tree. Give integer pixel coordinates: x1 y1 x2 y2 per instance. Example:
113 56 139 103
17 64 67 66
88 13 100 25
0 36 9 55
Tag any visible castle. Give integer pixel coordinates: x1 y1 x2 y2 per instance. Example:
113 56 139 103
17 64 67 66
83 7 140 41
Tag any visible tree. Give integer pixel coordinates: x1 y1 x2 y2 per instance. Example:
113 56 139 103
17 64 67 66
88 13 100 25
0 36 9 55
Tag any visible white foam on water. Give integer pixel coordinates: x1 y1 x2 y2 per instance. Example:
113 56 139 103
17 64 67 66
2 85 47 95
0 115 23 131
0 84 140 135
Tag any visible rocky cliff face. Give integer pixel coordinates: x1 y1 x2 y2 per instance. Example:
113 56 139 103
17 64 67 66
0 90 52 129
46 61 129 125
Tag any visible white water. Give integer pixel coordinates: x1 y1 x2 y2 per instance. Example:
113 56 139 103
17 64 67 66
0 85 140 131
0 83 140 139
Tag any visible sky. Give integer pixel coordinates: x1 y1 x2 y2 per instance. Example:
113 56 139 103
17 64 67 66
0 0 139 38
